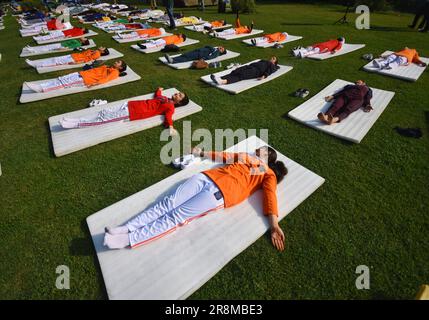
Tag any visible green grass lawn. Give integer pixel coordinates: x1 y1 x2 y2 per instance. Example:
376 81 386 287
0 3 428 299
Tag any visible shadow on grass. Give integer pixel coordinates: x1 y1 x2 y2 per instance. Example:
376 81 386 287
425 111 429 136
280 22 325 26
44 120 56 159
369 25 412 33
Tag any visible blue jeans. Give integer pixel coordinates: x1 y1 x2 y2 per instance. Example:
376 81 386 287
164 0 175 28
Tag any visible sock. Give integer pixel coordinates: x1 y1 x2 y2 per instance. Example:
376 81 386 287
103 232 130 249
105 225 129 235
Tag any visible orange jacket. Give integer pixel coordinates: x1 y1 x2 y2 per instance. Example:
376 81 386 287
235 26 251 34
210 20 224 28
394 48 420 63
162 34 185 45
71 50 101 63
265 32 287 43
79 65 119 86
203 152 279 216
136 28 162 37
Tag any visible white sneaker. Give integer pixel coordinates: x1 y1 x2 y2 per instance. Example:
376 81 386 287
25 82 42 93
172 154 197 169
180 155 201 169
372 59 381 69
59 118 79 129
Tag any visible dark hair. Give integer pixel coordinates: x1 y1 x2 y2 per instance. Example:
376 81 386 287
273 56 279 65
181 34 187 41
81 39 90 46
267 147 288 183
100 48 110 56
175 93 189 107
83 28 89 34
219 47 227 55
118 60 127 72
337 37 345 42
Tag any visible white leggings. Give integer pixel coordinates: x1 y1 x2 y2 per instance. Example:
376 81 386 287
378 54 408 69
27 43 63 53
34 30 64 41
143 38 166 49
126 173 224 248
297 46 320 57
216 28 236 37
32 54 75 68
40 72 84 92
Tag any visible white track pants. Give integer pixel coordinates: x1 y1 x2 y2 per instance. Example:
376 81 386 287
376 54 408 69
216 28 236 37
143 38 166 49
126 173 225 248
62 102 130 128
33 54 74 67
297 46 320 57
34 30 63 42
27 43 63 53
39 72 84 92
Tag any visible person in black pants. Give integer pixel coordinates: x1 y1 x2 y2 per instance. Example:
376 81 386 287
164 0 176 30
164 46 227 64
409 0 429 30
211 57 280 85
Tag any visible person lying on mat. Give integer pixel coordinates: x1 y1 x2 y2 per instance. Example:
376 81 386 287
164 46 227 64
372 47 427 70
211 12 253 37
25 60 127 93
174 16 202 25
250 32 288 46
116 27 165 39
59 87 189 136
211 56 279 85
21 18 71 33
103 146 287 251
137 34 186 50
292 37 345 58
199 20 227 31
24 38 91 53
103 22 149 32
33 27 89 42
25 47 110 68
317 80 373 125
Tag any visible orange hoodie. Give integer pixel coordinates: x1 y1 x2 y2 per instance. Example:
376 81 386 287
79 65 119 86
394 48 420 63
136 28 162 37
265 32 287 43
235 26 251 34
162 34 185 45
71 49 101 63
210 20 224 28
203 152 279 216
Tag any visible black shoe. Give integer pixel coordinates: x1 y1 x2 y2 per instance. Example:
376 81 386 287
251 39 256 46
394 127 422 138
137 43 146 49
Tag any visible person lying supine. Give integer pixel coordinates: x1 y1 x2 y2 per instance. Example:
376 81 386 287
372 47 427 70
211 56 279 85
292 37 345 58
103 146 287 252
24 38 90 53
25 60 127 93
164 46 227 64
211 12 253 37
25 47 109 68
117 27 165 39
250 32 288 46
317 80 373 125
59 87 189 136
33 27 89 41
137 33 186 50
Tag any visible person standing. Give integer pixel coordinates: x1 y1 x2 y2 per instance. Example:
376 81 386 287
163 0 176 30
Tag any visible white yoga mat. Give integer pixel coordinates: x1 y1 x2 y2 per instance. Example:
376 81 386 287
242 34 303 48
306 43 366 60
200 59 293 94
158 48 240 69
86 135 325 300
20 66 141 103
34 48 124 74
49 88 203 157
288 79 395 143
20 39 96 57
131 38 200 54
34 29 98 44
362 50 429 82
212 29 264 40
113 31 172 43
184 24 232 32
164 19 207 27
98 24 149 34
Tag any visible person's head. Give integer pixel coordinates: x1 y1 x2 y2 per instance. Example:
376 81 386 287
180 33 187 41
80 38 90 46
337 36 345 43
255 146 288 183
355 79 366 86
83 28 89 34
113 60 127 72
172 92 189 107
218 46 227 55
269 56 279 65
99 47 109 56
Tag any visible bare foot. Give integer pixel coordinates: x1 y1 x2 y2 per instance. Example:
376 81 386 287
317 112 329 124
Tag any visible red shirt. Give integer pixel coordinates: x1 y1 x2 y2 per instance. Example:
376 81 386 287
127 89 175 127
313 39 343 52
47 19 62 30
62 27 85 38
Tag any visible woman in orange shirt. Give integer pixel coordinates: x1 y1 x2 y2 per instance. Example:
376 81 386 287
103 146 288 251
372 47 427 70
25 60 127 93
137 33 186 50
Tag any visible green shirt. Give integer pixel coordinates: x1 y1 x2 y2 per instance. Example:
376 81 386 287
61 39 82 49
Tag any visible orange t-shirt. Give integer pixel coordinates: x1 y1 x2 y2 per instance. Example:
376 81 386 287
395 48 420 63
265 32 286 43
203 152 279 216
210 20 224 28
162 34 184 45
235 26 251 34
136 28 162 37
79 65 119 86
71 50 101 63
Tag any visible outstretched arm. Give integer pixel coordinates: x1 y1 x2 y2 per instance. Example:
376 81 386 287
268 214 285 252
191 147 239 163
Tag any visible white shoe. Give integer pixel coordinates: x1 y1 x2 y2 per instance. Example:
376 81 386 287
372 59 381 69
25 82 42 93
89 99 108 107
180 155 201 169
172 154 194 168
59 118 79 129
